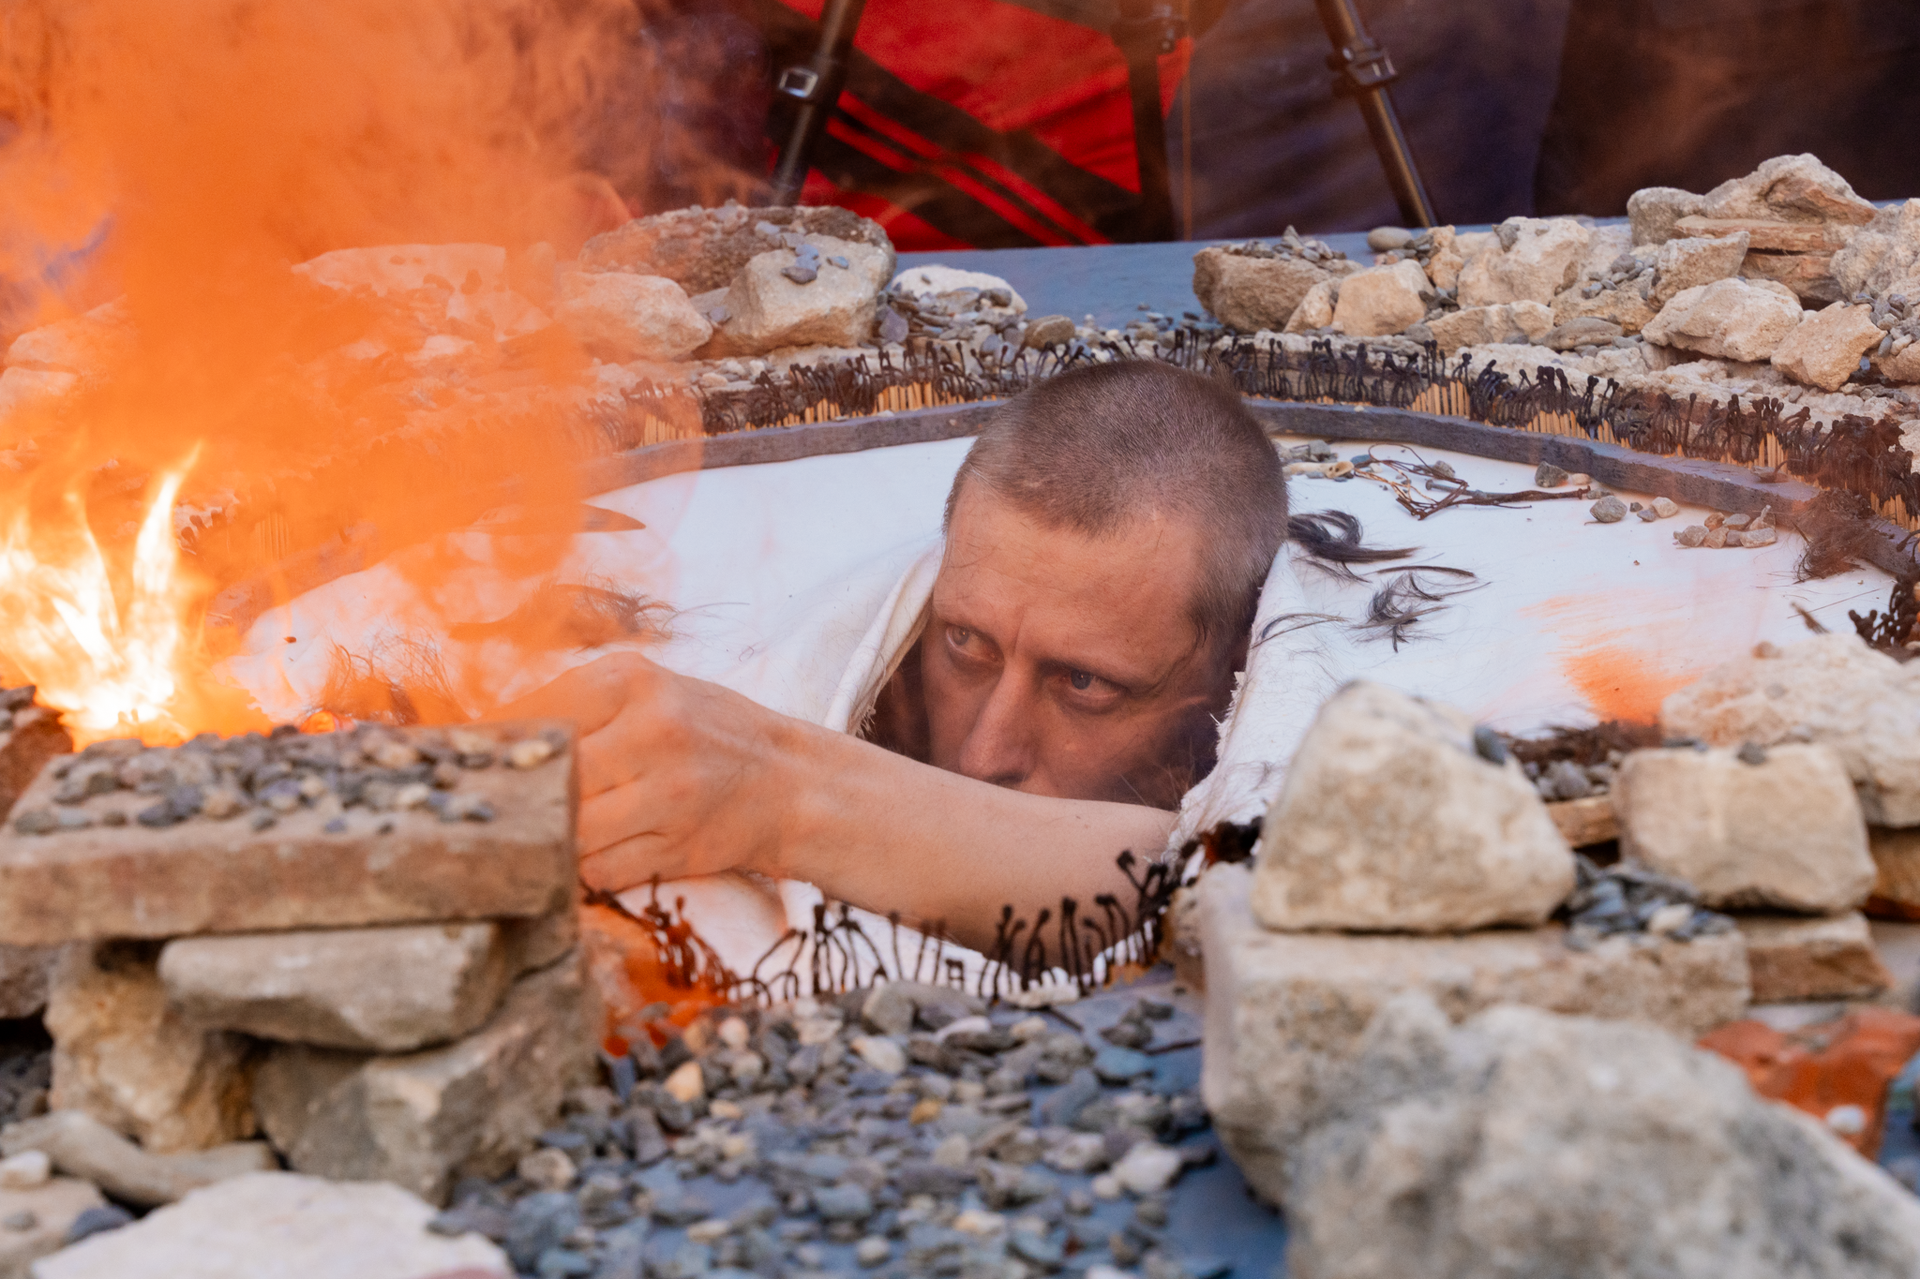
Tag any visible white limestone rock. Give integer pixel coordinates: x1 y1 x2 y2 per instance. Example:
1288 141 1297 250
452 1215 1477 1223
1199 864 1749 1205
1281 994 1920 1278
720 234 893 355
43 943 255 1155
1282 279 1337 333
1661 633 1920 826
889 265 1026 316
0 1110 275 1209
0 1178 103 1279
292 244 507 298
1253 682 1574 933
1832 198 1920 300
1769 300 1884 391
1426 301 1554 354
1456 218 1590 307
1651 231 1751 307
1191 249 1331 333
251 954 595 1205
159 922 510 1054
555 270 711 362
1642 277 1804 362
1329 260 1429 338
1615 744 1875 913
29 1172 510 1279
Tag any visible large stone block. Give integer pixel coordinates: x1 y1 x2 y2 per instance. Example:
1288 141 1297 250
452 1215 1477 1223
1191 248 1330 333
252 954 595 1205
0 1178 103 1279
1200 864 1748 1202
1 1111 275 1208
1330 261 1429 338
1738 912 1890 1003
718 234 893 355
1699 152 1878 226
554 271 710 363
1661 634 1920 827
1281 996 1920 1278
1253 683 1573 934
29 1172 510 1279
1614 744 1874 913
43 944 255 1155
1642 276 1804 362
0 721 575 945
1770 300 1885 391
1650 231 1749 307
1627 185 1704 245
159 922 510 1053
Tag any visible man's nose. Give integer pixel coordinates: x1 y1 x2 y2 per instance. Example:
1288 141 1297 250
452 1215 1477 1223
953 671 1038 788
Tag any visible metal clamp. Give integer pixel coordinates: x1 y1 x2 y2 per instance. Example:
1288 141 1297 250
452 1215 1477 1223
1326 37 1397 94
775 66 826 103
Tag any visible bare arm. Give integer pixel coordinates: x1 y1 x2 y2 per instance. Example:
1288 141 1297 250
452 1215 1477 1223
505 653 1176 955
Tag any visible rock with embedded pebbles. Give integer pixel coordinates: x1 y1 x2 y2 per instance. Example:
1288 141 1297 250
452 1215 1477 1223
1457 218 1589 307
1662 634 1920 827
1615 744 1874 912
1549 281 1656 334
1769 300 1883 391
159 923 510 1054
720 235 892 354
1253 683 1573 933
43 944 254 1155
1329 261 1430 338
1200 864 1749 1204
1642 276 1804 362
1280 994 1920 1279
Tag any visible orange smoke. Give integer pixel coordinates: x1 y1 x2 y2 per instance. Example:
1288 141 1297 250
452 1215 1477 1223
0 0 732 737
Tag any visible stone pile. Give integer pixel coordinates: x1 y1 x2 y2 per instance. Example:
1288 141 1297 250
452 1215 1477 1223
0 686 72 1026
1197 675 1920 1272
1192 153 1920 444
0 719 593 1272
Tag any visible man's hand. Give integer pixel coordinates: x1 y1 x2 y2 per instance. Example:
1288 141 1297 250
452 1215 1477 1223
504 651 1179 956
501 652 811 895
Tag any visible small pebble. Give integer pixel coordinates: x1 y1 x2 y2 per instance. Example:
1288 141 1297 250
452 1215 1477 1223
855 1236 891 1267
0 1150 49 1190
1535 462 1570 488
1590 494 1628 524
2 1210 35 1232
1090 1173 1123 1200
64 1205 133 1245
518 1146 576 1191
663 1059 705 1104
506 738 555 769
1674 524 1708 547
1651 496 1679 518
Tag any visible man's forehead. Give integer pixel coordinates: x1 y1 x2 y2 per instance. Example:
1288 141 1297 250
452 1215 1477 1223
936 488 1204 669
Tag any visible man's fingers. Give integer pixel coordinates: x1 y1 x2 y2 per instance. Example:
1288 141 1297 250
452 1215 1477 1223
496 651 658 736
578 835 675 897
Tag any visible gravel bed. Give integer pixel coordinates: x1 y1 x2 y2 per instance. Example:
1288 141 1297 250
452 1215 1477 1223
430 975 1261 1279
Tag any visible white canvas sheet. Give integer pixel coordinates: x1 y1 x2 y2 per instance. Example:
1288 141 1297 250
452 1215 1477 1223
225 433 1898 972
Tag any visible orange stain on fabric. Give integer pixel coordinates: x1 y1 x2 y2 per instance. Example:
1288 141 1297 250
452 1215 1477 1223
1562 643 1699 725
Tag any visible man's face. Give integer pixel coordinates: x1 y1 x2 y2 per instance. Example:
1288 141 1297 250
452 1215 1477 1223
921 486 1238 808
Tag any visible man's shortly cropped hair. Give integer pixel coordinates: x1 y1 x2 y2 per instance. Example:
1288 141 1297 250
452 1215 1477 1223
945 361 1287 646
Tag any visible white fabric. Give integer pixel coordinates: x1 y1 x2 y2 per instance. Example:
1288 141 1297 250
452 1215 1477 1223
225 434 1897 973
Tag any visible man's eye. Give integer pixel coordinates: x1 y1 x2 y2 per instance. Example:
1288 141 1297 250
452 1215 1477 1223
1068 670 1094 691
947 626 972 648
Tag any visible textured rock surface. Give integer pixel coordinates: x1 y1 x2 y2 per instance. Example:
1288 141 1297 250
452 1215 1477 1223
0 709 71 830
1769 300 1884 391
1329 261 1428 338
0 1111 275 1209
1253 683 1573 933
1457 218 1589 307
1283 280 1337 333
0 721 576 946
252 955 595 1205
1740 248 1843 305
0 947 54 1021
1281 995 1920 1279
554 271 710 363
1201 864 1748 1202
160 923 509 1053
1428 303 1552 354
1642 277 1804 362
579 204 890 295
1651 231 1750 307
718 235 892 355
1832 199 1920 299
43 944 255 1155
1615 744 1874 913
889 265 1026 316
1191 249 1329 332
1869 826 1920 919
1700 152 1878 226
30 1172 510 1279
1549 281 1656 334
1628 186 1706 245
1661 634 1920 827
1739 912 1890 1003
0 1177 102 1279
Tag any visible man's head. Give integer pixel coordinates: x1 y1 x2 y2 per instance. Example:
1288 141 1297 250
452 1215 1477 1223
924 360 1288 808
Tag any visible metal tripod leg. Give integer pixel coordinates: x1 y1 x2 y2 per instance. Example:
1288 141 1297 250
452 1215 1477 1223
1315 0 1436 228
768 0 870 208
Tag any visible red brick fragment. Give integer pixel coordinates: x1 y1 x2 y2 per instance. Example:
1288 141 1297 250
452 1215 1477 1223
1699 1007 1920 1158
